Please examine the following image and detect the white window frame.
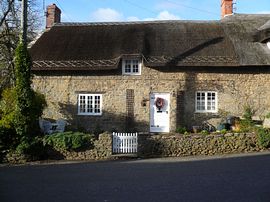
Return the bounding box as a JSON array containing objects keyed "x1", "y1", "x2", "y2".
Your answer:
[
  {"x1": 122, "y1": 58, "x2": 142, "y2": 75},
  {"x1": 78, "y1": 94, "x2": 102, "y2": 116},
  {"x1": 195, "y1": 91, "x2": 218, "y2": 113}
]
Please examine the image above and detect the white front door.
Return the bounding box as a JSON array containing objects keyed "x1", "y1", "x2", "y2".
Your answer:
[{"x1": 150, "y1": 93, "x2": 170, "y2": 133}]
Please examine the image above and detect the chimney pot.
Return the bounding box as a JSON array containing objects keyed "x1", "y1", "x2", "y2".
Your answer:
[
  {"x1": 46, "y1": 4, "x2": 61, "y2": 29},
  {"x1": 221, "y1": 0, "x2": 233, "y2": 19}
]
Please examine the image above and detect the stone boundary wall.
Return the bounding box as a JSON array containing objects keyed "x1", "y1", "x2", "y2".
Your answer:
[
  {"x1": 45, "y1": 132, "x2": 268, "y2": 160},
  {"x1": 4, "y1": 132, "x2": 268, "y2": 163},
  {"x1": 138, "y1": 133, "x2": 266, "y2": 158},
  {"x1": 5, "y1": 133, "x2": 113, "y2": 163},
  {"x1": 47, "y1": 132, "x2": 112, "y2": 161}
]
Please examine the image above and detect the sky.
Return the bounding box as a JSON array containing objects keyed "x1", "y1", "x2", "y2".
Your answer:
[{"x1": 41, "y1": 0, "x2": 270, "y2": 22}]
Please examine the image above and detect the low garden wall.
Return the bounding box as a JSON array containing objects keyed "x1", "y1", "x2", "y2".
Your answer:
[
  {"x1": 138, "y1": 132, "x2": 265, "y2": 158},
  {"x1": 46, "y1": 132, "x2": 112, "y2": 161},
  {"x1": 4, "y1": 132, "x2": 268, "y2": 164}
]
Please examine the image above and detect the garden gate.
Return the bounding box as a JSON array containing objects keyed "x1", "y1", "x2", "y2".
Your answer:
[{"x1": 112, "y1": 132, "x2": 138, "y2": 154}]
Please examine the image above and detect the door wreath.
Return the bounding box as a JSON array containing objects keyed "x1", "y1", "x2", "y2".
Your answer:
[{"x1": 155, "y1": 97, "x2": 165, "y2": 110}]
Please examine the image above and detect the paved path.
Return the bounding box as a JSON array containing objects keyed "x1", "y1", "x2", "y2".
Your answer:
[{"x1": 1, "y1": 152, "x2": 270, "y2": 202}]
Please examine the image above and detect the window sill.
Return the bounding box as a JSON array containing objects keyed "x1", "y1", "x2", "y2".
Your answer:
[
  {"x1": 195, "y1": 111, "x2": 218, "y2": 114},
  {"x1": 77, "y1": 113, "x2": 102, "y2": 116}
]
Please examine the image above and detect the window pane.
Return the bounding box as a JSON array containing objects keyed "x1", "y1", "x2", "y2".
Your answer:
[
  {"x1": 94, "y1": 96, "x2": 100, "y2": 113},
  {"x1": 125, "y1": 60, "x2": 131, "y2": 73},
  {"x1": 87, "y1": 96, "x2": 93, "y2": 113},
  {"x1": 132, "y1": 60, "x2": 139, "y2": 73},
  {"x1": 79, "y1": 95, "x2": 85, "y2": 113}
]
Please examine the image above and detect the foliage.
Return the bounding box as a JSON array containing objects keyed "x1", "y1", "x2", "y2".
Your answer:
[
  {"x1": 238, "y1": 119, "x2": 256, "y2": 133},
  {"x1": 176, "y1": 126, "x2": 187, "y2": 134},
  {"x1": 242, "y1": 105, "x2": 254, "y2": 122},
  {"x1": 0, "y1": 126, "x2": 17, "y2": 154},
  {"x1": 0, "y1": 88, "x2": 16, "y2": 129},
  {"x1": 200, "y1": 130, "x2": 209, "y2": 136},
  {"x1": 13, "y1": 42, "x2": 34, "y2": 137},
  {"x1": 43, "y1": 132, "x2": 95, "y2": 151},
  {"x1": 237, "y1": 105, "x2": 256, "y2": 133},
  {"x1": 15, "y1": 137, "x2": 45, "y2": 160},
  {"x1": 0, "y1": 0, "x2": 42, "y2": 90},
  {"x1": 184, "y1": 131, "x2": 189, "y2": 135},
  {"x1": 0, "y1": 43, "x2": 46, "y2": 155},
  {"x1": 257, "y1": 128, "x2": 270, "y2": 148},
  {"x1": 220, "y1": 129, "x2": 227, "y2": 135},
  {"x1": 265, "y1": 112, "x2": 270, "y2": 119}
]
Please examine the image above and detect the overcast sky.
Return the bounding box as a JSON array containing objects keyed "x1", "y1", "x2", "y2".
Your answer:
[{"x1": 42, "y1": 0, "x2": 270, "y2": 22}]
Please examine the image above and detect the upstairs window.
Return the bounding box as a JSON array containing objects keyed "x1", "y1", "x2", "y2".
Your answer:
[
  {"x1": 78, "y1": 94, "x2": 102, "y2": 115},
  {"x1": 195, "y1": 91, "x2": 217, "y2": 113},
  {"x1": 122, "y1": 59, "x2": 141, "y2": 75}
]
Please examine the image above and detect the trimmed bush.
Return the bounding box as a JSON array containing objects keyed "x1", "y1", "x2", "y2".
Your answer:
[
  {"x1": 176, "y1": 126, "x2": 187, "y2": 134},
  {"x1": 257, "y1": 128, "x2": 270, "y2": 148},
  {"x1": 43, "y1": 132, "x2": 95, "y2": 151}
]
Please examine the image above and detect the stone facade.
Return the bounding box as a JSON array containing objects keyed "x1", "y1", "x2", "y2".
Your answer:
[{"x1": 33, "y1": 64, "x2": 270, "y2": 133}]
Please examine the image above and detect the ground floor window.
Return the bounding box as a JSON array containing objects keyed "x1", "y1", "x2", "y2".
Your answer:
[
  {"x1": 195, "y1": 91, "x2": 217, "y2": 113},
  {"x1": 78, "y1": 94, "x2": 102, "y2": 115}
]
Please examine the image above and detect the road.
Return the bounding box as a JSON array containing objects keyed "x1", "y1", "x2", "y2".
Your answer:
[{"x1": 1, "y1": 153, "x2": 270, "y2": 202}]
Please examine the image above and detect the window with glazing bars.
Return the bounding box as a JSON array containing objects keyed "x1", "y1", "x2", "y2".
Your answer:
[
  {"x1": 78, "y1": 94, "x2": 102, "y2": 115},
  {"x1": 122, "y1": 59, "x2": 141, "y2": 75},
  {"x1": 195, "y1": 91, "x2": 217, "y2": 113}
]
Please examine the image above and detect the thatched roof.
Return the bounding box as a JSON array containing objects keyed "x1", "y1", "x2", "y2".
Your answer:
[{"x1": 29, "y1": 14, "x2": 270, "y2": 70}]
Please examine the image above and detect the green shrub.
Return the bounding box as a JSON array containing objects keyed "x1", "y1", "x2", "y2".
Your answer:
[
  {"x1": 43, "y1": 132, "x2": 95, "y2": 151},
  {"x1": 176, "y1": 126, "x2": 187, "y2": 134},
  {"x1": 220, "y1": 129, "x2": 227, "y2": 135},
  {"x1": 238, "y1": 119, "x2": 256, "y2": 133},
  {"x1": 266, "y1": 112, "x2": 270, "y2": 119},
  {"x1": 257, "y1": 128, "x2": 270, "y2": 148},
  {"x1": 0, "y1": 88, "x2": 16, "y2": 129},
  {"x1": 184, "y1": 131, "x2": 189, "y2": 135},
  {"x1": 200, "y1": 130, "x2": 209, "y2": 136},
  {"x1": 0, "y1": 87, "x2": 46, "y2": 152},
  {"x1": 0, "y1": 126, "x2": 17, "y2": 151},
  {"x1": 243, "y1": 104, "x2": 254, "y2": 122}
]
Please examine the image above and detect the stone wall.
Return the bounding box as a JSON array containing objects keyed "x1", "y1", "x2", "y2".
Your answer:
[
  {"x1": 32, "y1": 65, "x2": 270, "y2": 133},
  {"x1": 46, "y1": 132, "x2": 112, "y2": 161},
  {"x1": 4, "y1": 132, "x2": 268, "y2": 163},
  {"x1": 138, "y1": 133, "x2": 265, "y2": 158}
]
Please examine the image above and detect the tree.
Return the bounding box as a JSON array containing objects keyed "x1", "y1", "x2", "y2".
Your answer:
[
  {"x1": 13, "y1": 41, "x2": 33, "y2": 137},
  {"x1": 0, "y1": 0, "x2": 46, "y2": 158},
  {"x1": 0, "y1": 0, "x2": 42, "y2": 91}
]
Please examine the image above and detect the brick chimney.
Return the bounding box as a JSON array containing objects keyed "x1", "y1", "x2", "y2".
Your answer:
[
  {"x1": 221, "y1": 0, "x2": 233, "y2": 18},
  {"x1": 46, "y1": 4, "x2": 61, "y2": 29}
]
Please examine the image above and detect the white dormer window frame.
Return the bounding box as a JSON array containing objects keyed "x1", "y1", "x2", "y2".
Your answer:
[{"x1": 122, "y1": 58, "x2": 142, "y2": 75}]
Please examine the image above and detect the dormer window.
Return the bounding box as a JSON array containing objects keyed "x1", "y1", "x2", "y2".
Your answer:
[{"x1": 122, "y1": 58, "x2": 141, "y2": 75}]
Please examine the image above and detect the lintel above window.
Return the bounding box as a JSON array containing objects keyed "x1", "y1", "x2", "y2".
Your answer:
[{"x1": 122, "y1": 58, "x2": 142, "y2": 75}]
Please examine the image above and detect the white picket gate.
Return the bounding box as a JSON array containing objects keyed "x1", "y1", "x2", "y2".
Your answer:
[{"x1": 112, "y1": 132, "x2": 138, "y2": 154}]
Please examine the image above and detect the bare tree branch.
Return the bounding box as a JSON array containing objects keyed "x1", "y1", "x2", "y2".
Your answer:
[{"x1": 0, "y1": 0, "x2": 15, "y2": 27}]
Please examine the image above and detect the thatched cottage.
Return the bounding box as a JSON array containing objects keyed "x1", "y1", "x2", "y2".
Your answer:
[{"x1": 30, "y1": 1, "x2": 270, "y2": 133}]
